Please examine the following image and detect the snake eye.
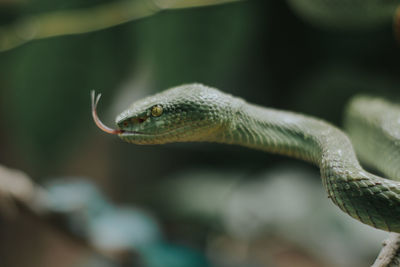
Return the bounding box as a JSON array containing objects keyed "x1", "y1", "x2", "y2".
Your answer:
[{"x1": 151, "y1": 105, "x2": 163, "y2": 117}]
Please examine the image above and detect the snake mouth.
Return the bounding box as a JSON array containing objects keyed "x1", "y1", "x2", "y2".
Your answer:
[
  {"x1": 91, "y1": 91, "x2": 124, "y2": 134},
  {"x1": 91, "y1": 91, "x2": 207, "y2": 139},
  {"x1": 91, "y1": 91, "x2": 153, "y2": 136},
  {"x1": 91, "y1": 91, "x2": 140, "y2": 135}
]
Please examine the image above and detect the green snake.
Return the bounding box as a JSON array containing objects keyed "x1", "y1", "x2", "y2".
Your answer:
[{"x1": 91, "y1": 84, "x2": 400, "y2": 233}]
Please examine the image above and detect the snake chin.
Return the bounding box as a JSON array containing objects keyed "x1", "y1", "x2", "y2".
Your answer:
[{"x1": 118, "y1": 132, "x2": 174, "y2": 145}]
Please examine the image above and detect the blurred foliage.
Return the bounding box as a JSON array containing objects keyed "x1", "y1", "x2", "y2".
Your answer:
[
  {"x1": 2, "y1": 30, "x2": 135, "y2": 171},
  {"x1": 287, "y1": 0, "x2": 399, "y2": 30},
  {"x1": 1, "y1": 0, "x2": 400, "y2": 266},
  {"x1": 155, "y1": 165, "x2": 387, "y2": 267},
  {"x1": 0, "y1": 0, "x2": 243, "y2": 52}
]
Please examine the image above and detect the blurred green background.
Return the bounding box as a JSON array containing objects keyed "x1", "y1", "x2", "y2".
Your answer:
[{"x1": 0, "y1": 0, "x2": 400, "y2": 266}]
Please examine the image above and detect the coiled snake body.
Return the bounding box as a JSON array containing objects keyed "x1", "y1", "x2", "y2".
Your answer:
[{"x1": 92, "y1": 84, "x2": 400, "y2": 233}]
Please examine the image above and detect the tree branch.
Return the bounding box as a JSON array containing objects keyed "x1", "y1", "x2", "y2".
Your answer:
[
  {"x1": 372, "y1": 233, "x2": 400, "y2": 267},
  {"x1": 0, "y1": 0, "x2": 243, "y2": 52}
]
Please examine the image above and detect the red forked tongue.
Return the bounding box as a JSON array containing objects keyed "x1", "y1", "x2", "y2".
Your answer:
[{"x1": 91, "y1": 91, "x2": 124, "y2": 135}]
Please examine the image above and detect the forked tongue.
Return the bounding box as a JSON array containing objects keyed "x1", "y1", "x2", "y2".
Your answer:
[{"x1": 91, "y1": 91, "x2": 124, "y2": 134}]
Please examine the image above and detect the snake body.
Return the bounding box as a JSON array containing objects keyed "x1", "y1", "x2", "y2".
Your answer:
[{"x1": 92, "y1": 84, "x2": 400, "y2": 233}]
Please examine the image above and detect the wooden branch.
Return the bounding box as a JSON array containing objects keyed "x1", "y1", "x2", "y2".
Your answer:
[
  {"x1": 0, "y1": 165, "x2": 132, "y2": 265},
  {"x1": 0, "y1": 0, "x2": 243, "y2": 52},
  {"x1": 372, "y1": 233, "x2": 400, "y2": 267}
]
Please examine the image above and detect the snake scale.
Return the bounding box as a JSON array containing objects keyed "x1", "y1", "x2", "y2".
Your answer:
[{"x1": 91, "y1": 84, "x2": 400, "y2": 233}]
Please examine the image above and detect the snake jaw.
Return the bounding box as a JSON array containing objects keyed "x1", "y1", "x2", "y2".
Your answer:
[{"x1": 91, "y1": 91, "x2": 124, "y2": 135}]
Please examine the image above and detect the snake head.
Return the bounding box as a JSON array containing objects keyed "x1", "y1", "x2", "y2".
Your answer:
[{"x1": 113, "y1": 84, "x2": 236, "y2": 144}]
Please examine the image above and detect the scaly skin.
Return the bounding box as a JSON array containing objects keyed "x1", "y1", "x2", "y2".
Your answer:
[
  {"x1": 93, "y1": 84, "x2": 400, "y2": 232},
  {"x1": 345, "y1": 96, "x2": 400, "y2": 266}
]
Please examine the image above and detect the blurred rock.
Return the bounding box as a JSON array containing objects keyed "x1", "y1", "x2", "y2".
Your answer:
[
  {"x1": 89, "y1": 207, "x2": 162, "y2": 251},
  {"x1": 43, "y1": 178, "x2": 113, "y2": 237}
]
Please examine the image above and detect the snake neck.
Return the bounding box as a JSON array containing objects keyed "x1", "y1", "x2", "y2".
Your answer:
[{"x1": 222, "y1": 101, "x2": 361, "y2": 170}]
